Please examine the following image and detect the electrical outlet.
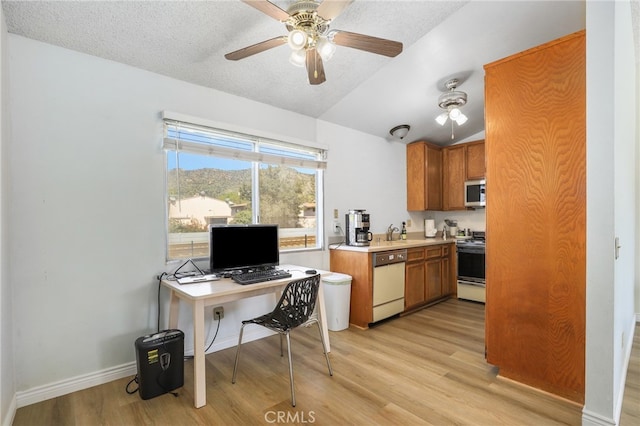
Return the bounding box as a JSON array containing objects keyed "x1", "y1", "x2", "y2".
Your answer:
[
  {"x1": 213, "y1": 306, "x2": 224, "y2": 320},
  {"x1": 333, "y1": 220, "x2": 341, "y2": 233},
  {"x1": 406, "y1": 219, "x2": 412, "y2": 227}
]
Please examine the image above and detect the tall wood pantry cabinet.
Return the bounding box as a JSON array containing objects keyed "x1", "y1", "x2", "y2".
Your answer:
[{"x1": 484, "y1": 30, "x2": 586, "y2": 404}]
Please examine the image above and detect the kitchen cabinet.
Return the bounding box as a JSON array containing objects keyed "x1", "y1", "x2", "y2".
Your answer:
[
  {"x1": 407, "y1": 141, "x2": 442, "y2": 211},
  {"x1": 442, "y1": 140, "x2": 485, "y2": 211},
  {"x1": 442, "y1": 145, "x2": 466, "y2": 210},
  {"x1": 404, "y1": 245, "x2": 454, "y2": 311},
  {"x1": 331, "y1": 241, "x2": 455, "y2": 328},
  {"x1": 329, "y1": 249, "x2": 372, "y2": 328},
  {"x1": 441, "y1": 245, "x2": 455, "y2": 296},
  {"x1": 404, "y1": 248, "x2": 426, "y2": 308},
  {"x1": 425, "y1": 246, "x2": 444, "y2": 301},
  {"x1": 465, "y1": 140, "x2": 485, "y2": 180},
  {"x1": 484, "y1": 30, "x2": 585, "y2": 403}
]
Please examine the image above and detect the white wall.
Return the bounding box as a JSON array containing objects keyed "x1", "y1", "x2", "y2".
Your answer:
[
  {"x1": 583, "y1": 0, "x2": 638, "y2": 424},
  {"x1": 318, "y1": 119, "x2": 408, "y2": 237},
  {"x1": 6, "y1": 34, "x2": 407, "y2": 404},
  {"x1": 0, "y1": 6, "x2": 15, "y2": 426}
]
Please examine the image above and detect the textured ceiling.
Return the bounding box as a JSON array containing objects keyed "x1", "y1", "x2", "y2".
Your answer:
[{"x1": 1, "y1": 0, "x2": 587, "y2": 145}]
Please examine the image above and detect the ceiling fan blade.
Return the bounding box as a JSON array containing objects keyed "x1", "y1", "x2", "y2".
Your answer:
[
  {"x1": 241, "y1": 0, "x2": 290, "y2": 21},
  {"x1": 306, "y1": 49, "x2": 326, "y2": 85},
  {"x1": 332, "y1": 30, "x2": 403, "y2": 57},
  {"x1": 225, "y1": 36, "x2": 287, "y2": 60},
  {"x1": 316, "y1": 0, "x2": 354, "y2": 20}
]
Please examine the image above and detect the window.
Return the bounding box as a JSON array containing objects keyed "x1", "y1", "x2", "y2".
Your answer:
[{"x1": 163, "y1": 115, "x2": 326, "y2": 261}]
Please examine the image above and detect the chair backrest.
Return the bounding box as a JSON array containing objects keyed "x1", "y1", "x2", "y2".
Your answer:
[{"x1": 272, "y1": 274, "x2": 321, "y2": 330}]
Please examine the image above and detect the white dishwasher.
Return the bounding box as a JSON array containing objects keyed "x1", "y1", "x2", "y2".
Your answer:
[{"x1": 372, "y1": 249, "x2": 406, "y2": 323}]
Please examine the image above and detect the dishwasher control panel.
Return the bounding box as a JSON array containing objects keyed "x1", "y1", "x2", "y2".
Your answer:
[{"x1": 373, "y1": 250, "x2": 407, "y2": 266}]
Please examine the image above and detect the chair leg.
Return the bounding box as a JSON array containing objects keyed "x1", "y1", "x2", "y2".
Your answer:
[
  {"x1": 232, "y1": 323, "x2": 246, "y2": 384},
  {"x1": 279, "y1": 333, "x2": 284, "y2": 357},
  {"x1": 284, "y1": 332, "x2": 296, "y2": 407},
  {"x1": 314, "y1": 320, "x2": 333, "y2": 376}
]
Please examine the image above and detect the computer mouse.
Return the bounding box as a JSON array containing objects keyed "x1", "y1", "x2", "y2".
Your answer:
[{"x1": 305, "y1": 269, "x2": 317, "y2": 274}]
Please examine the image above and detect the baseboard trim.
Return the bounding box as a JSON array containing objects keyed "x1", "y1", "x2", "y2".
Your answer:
[
  {"x1": 15, "y1": 327, "x2": 273, "y2": 408},
  {"x1": 582, "y1": 408, "x2": 616, "y2": 426},
  {"x1": 1, "y1": 394, "x2": 16, "y2": 426},
  {"x1": 15, "y1": 362, "x2": 137, "y2": 408},
  {"x1": 614, "y1": 317, "x2": 637, "y2": 421},
  {"x1": 582, "y1": 315, "x2": 638, "y2": 426}
]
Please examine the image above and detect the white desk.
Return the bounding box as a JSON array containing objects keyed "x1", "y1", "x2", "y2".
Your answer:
[{"x1": 162, "y1": 265, "x2": 332, "y2": 408}]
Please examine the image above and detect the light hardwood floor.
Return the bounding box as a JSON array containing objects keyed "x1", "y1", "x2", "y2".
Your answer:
[{"x1": 12, "y1": 299, "x2": 639, "y2": 425}]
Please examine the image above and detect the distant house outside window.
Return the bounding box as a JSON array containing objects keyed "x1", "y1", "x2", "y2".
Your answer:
[{"x1": 163, "y1": 115, "x2": 326, "y2": 261}]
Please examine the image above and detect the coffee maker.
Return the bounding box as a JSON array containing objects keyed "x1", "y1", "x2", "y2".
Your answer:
[{"x1": 345, "y1": 209, "x2": 373, "y2": 246}]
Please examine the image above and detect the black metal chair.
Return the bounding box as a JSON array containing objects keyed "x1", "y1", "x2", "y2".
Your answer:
[{"x1": 231, "y1": 274, "x2": 333, "y2": 406}]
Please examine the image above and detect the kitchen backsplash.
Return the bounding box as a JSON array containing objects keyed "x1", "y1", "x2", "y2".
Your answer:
[{"x1": 419, "y1": 209, "x2": 486, "y2": 234}]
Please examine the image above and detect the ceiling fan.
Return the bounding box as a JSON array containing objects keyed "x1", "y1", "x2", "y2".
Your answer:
[{"x1": 225, "y1": 0, "x2": 403, "y2": 85}]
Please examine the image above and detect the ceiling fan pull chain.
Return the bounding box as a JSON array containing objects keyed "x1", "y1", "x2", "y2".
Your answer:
[{"x1": 314, "y1": 51, "x2": 318, "y2": 79}]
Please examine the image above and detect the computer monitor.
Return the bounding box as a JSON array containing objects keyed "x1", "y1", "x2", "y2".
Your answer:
[{"x1": 209, "y1": 224, "x2": 280, "y2": 274}]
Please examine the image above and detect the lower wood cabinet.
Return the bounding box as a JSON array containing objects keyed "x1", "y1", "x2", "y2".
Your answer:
[
  {"x1": 405, "y1": 248, "x2": 426, "y2": 308},
  {"x1": 405, "y1": 243, "x2": 455, "y2": 311},
  {"x1": 330, "y1": 242, "x2": 456, "y2": 328}
]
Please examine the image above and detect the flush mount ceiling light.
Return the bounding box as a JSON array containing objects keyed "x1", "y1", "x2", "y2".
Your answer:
[
  {"x1": 435, "y1": 78, "x2": 468, "y2": 139},
  {"x1": 225, "y1": 0, "x2": 403, "y2": 85},
  {"x1": 389, "y1": 124, "x2": 411, "y2": 140}
]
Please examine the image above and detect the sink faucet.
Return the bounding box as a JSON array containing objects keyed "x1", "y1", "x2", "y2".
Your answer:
[{"x1": 386, "y1": 224, "x2": 399, "y2": 241}]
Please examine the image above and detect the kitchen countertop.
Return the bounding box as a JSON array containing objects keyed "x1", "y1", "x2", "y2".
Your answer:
[{"x1": 329, "y1": 237, "x2": 455, "y2": 253}]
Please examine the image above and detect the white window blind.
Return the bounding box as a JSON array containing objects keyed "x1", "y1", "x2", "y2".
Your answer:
[{"x1": 163, "y1": 119, "x2": 327, "y2": 170}]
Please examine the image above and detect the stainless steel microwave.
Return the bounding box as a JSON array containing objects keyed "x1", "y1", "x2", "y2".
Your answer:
[{"x1": 465, "y1": 179, "x2": 486, "y2": 207}]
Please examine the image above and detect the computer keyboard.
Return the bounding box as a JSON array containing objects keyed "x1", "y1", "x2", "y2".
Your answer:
[{"x1": 232, "y1": 269, "x2": 292, "y2": 285}]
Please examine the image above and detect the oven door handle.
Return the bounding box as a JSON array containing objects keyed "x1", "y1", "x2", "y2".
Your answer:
[{"x1": 457, "y1": 279, "x2": 486, "y2": 287}]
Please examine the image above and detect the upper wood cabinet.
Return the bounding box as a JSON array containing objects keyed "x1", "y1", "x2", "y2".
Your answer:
[
  {"x1": 407, "y1": 141, "x2": 442, "y2": 211},
  {"x1": 442, "y1": 145, "x2": 466, "y2": 210},
  {"x1": 484, "y1": 31, "x2": 585, "y2": 403},
  {"x1": 442, "y1": 140, "x2": 485, "y2": 211},
  {"x1": 465, "y1": 140, "x2": 485, "y2": 180}
]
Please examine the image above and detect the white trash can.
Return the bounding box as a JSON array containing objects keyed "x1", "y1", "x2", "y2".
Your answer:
[{"x1": 322, "y1": 273, "x2": 352, "y2": 331}]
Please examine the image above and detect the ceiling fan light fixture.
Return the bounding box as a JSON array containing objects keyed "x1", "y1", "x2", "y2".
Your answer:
[
  {"x1": 389, "y1": 124, "x2": 411, "y2": 140},
  {"x1": 316, "y1": 36, "x2": 336, "y2": 61},
  {"x1": 454, "y1": 113, "x2": 468, "y2": 125},
  {"x1": 435, "y1": 78, "x2": 469, "y2": 137},
  {"x1": 289, "y1": 49, "x2": 306, "y2": 67},
  {"x1": 287, "y1": 29, "x2": 308, "y2": 50},
  {"x1": 226, "y1": 0, "x2": 403, "y2": 85},
  {"x1": 435, "y1": 112, "x2": 448, "y2": 126}
]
